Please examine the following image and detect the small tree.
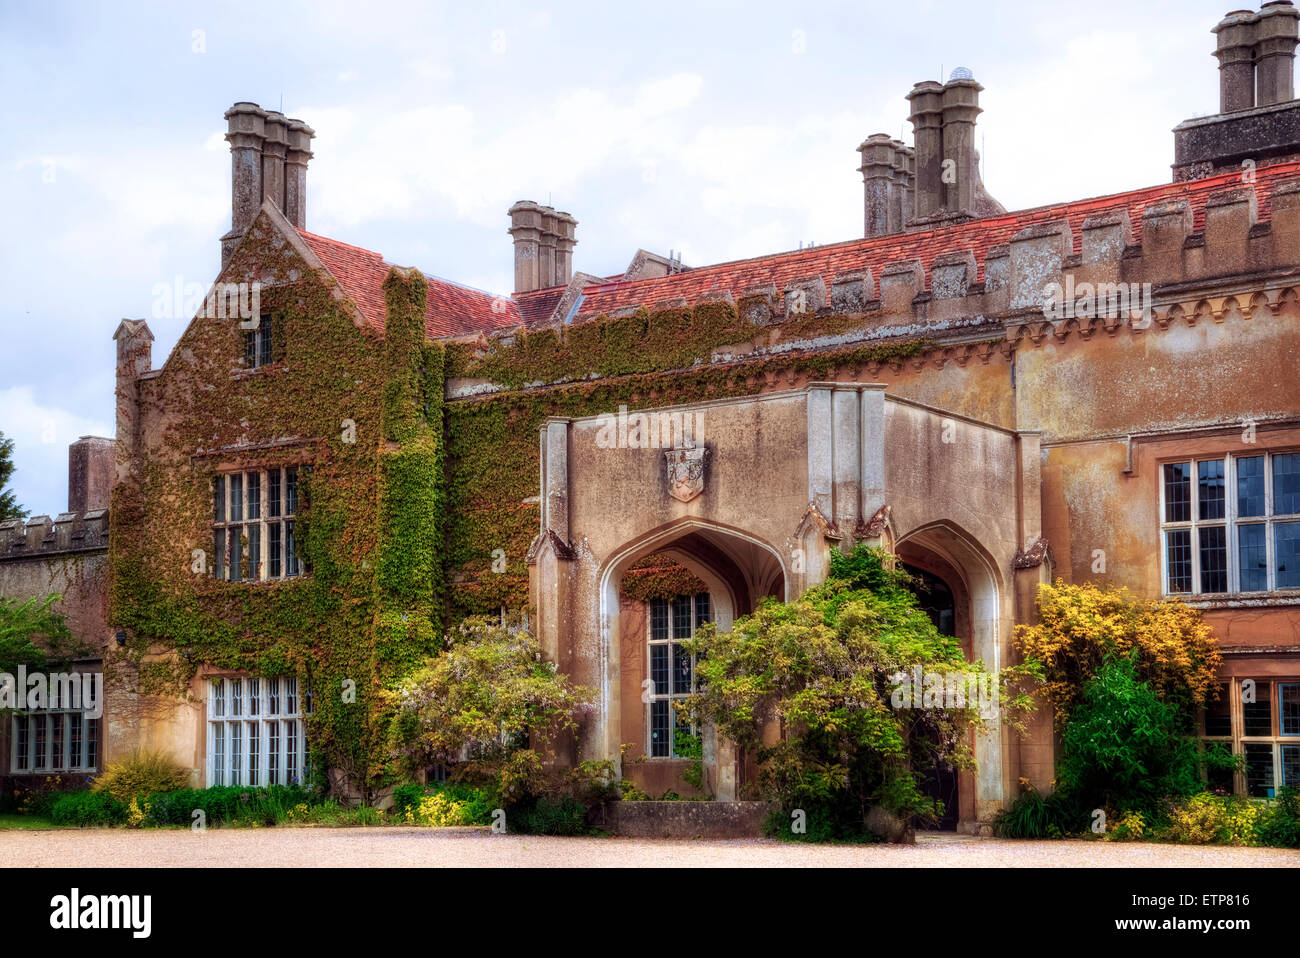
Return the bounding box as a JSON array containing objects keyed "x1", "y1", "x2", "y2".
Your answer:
[
  {"x1": 0, "y1": 594, "x2": 77, "y2": 675},
  {"x1": 686, "y1": 547, "x2": 1038, "y2": 838},
  {"x1": 385, "y1": 617, "x2": 594, "y2": 791},
  {"x1": 1014, "y1": 580, "x2": 1222, "y2": 727},
  {"x1": 0, "y1": 431, "x2": 25, "y2": 521},
  {"x1": 1057, "y1": 655, "x2": 1204, "y2": 815}
]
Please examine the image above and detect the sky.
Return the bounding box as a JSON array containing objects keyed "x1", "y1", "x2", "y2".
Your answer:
[{"x1": 0, "y1": 0, "x2": 1235, "y2": 516}]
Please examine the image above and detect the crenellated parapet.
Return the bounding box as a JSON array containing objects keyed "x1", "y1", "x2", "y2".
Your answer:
[{"x1": 0, "y1": 510, "x2": 109, "y2": 561}]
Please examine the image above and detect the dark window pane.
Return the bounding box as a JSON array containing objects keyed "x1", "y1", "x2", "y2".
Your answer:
[
  {"x1": 269, "y1": 522, "x2": 282, "y2": 578},
  {"x1": 247, "y1": 471, "x2": 260, "y2": 519},
  {"x1": 1244, "y1": 681, "x2": 1273, "y2": 736},
  {"x1": 286, "y1": 467, "x2": 298, "y2": 516},
  {"x1": 214, "y1": 529, "x2": 225, "y2": 581},
  {"x1": 1237, "y1": 456, "x2": 1266, "y2": 517},
  {"x1": 1281, "y1": 683, "x2": 1300, "y2": 736},
  {"x1": 650, "y1": 700, "x2": 670, "y2": 758},
  {"x1": 244, "y1": 329, "x2": 256, "y2": 366},
  {"x1": 1245, "y1": 743, "x2": 1275, "y2": 797},
  {"x1": 1275, "y1": 453, "x2": 1300, "y2": 515},
  {"x1": 694, "y1": 593, "x2": 711, "y2": 627},
  {"x1": 1238, "y1": 524, "x2": 1268, "y2": 592},
  {"x1": 672, "y1": 643, "x2": 693, "y2": 696},
  {"x1": 286, "y1": 520, "x2": 298, "y2": 576},
  {"x1": 1199, "y1": 526, "x2": 1227, "y2": 593},
  {"x1": 230, "y1": 474, "x2": 243, "y2": 522},
  {"x1": 650, "y1": 597, "x2": 668, "y2": 641},
  {"x1": 1205, "y1": 683, "x2": 1231, "y2": 736},
  {"x1": 1283, "y1": 745, "x2": 1300, "y2": 788},
  {"x1": 258, "y1": 315, "x2": 272, "y2": 367},
  {"x1": 214, "y1": 475, "x2": 225, "y2": 522},
  {"x1": 228, "y1": 527, "x2": 242, "y2": 581},
  {"x1": 650, "y1": 644, "x2": 668, "y2": 696},
  {"x1": 1206, "y1": 744, "x2": 1236, "y2": 794},
  {"x1": 1166, "y1": 529, "x2": 1192, "y2": 593},
  {"x1": 1164, "y1": 462, "x2": 1191, "y2": 523},
  {"x1": 1198, "y1": 459, "x2": 1226, "y2": 521},
  {"x1": 1276, "y1": 522, "x2": 1300, "y2": 589},
  {"x1": 672, "y1": 595, "x2": 692, "y2": 639},
  {"x1": 248, "y1": 524, "x2": 260, "y2": 580},
  {"x1": 269, "y1": 469, "x2": 282, "y2": 518}
]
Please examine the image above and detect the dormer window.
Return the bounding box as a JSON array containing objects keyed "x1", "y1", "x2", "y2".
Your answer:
[{"x1": 243, "y1": 313, "x2": 273, "y2": 368}]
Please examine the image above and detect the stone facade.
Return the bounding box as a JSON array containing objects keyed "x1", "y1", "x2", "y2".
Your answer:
[{"x1": 7, "y1": 4, "x2": 1298, "y2": 831}]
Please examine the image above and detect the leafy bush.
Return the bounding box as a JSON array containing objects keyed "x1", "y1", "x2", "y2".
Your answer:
[
  {"x1": 687, "y1": 546, "x2": 1039, "y2": 840},
  {"x1": 1057, "y1": 656, "x2": 1202, "y2": 815},
  {"x1": 392, "y1": 781, "x2": 496, "y2": 825},
  {"x1": 93, "y1": 749, "x2": 190, "y2": 802},
  {"x1": 1105, "y1": 810, "x2": 1146, "y2": 842},
  {"x1": 49, "y1": 791, "x2": 128, "y2": 827},
  {"x1": 508, "y1": 796, "x2": 589, "y2": 836},
  {"x1": 1014, "y1": 580, "x2": 1222, "y2": 726},
  {"x1": 403, "y1": 792, "x2": 474, "y2": 826},
  {"x1": 1254, "y1": 786, "x2": 1300, "y2": 848},
  {"x1": 993, "y1": 784, "x2": 1086, "y2": 839},
  {"x1": 144, "y1": 785, "x2": 317, "y2": 827},
  {"x1": 1163, "y1": 793, "x2": 1259, "y2": 845}
]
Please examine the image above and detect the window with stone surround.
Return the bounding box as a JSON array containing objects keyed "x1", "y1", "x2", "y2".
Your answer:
[
  {"x1": 206, "y1": 676, "x2": 311, "y2": 787},
  {"x1": 212, "y1": 466, "x2": 306, "y2": 582},
  {"x1": 1161, "y1": 452, "x2": 1300, "y2": 596},
  {"x1": 243, "y1": 313, "x2": 274, "y2": 369},
  {"x1": 647, "y1": 593, "x2": 709, "y2": 759},
  {"x1": 10, "y1": 709, "x2": 99, "y2": 774},
  {"x1": 1200, "y1": 678, "x2": 1300, "y2": 797}
]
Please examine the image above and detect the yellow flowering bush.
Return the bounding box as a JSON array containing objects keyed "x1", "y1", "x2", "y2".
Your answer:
[
  {"x1": 125, "y1": 797, "x2": 150, "y2": 829},
  {"x1": 1105, "y1": 810, "x2": 1146, "y2": 842},
  {"x1": 403, "y1": 793, "x2": 472, "y2": 826},
  {"x1": 1165, "y1": 793, "x2": 1259, "y2": 845},
  {"x1": 1014, "y1": 581, "x2": 1222, "y2": 726}
]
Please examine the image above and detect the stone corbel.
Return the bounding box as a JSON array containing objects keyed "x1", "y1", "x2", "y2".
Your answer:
[{"x1": 1013, "y1": 536, "x2": 1054, "y2": 570}]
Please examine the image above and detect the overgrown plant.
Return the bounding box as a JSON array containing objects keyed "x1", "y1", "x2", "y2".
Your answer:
[{"x1": 685, "y1": 546, "x2": 1039, "y2": 840}]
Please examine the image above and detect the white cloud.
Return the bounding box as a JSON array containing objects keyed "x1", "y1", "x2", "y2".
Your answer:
[{"x1": 0, "y1": 387, "x2": 113, "y2": 517}]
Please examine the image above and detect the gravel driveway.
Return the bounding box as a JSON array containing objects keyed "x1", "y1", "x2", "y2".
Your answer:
[{"x1": 4, "y1": 828, "x2": 1298, "y2": 867}]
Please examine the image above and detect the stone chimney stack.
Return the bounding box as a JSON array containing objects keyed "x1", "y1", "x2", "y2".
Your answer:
[
  {"x1": 113, "y1": 319, "x2": 153, "y2": 485},
  {"x1": 68, "y1": 436, "x2": 115, "y2": 513},
  {"x1": 1214, "y1": 4, "x2": 1300, "y2": 112},
  {"x1": 509, "y1": 201, "x2": 578, "y2": 292},
  {"x1": 939, "y1": 72, "x2": 983, "y2": 213},
  {"x1": 906, "y1": 81, "x2": 946, "y2": 219},
  {"x1": 858, "y1": 134, "x2": 915, "y2": 237},
  {"x1": 1257, "y1": 1, "x2": 1300, "y2": 105},
  {"x1": 221, "y1": 102, "x2": 315, "y2": 266}
]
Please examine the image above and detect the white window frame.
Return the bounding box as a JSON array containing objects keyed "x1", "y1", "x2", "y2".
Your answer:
[
  {"x1": 9, "y1": 710, "x2": 99, "y2": 774},
  {"x1": 212, "y1": 466, "x2": 304, "y2": 583},
  {"x1": 1159, "y1": 451, "x2": 1300, "y2": 596},
  {"x1": 206, "y1": 676, "x2": 310, "y2": 787}
]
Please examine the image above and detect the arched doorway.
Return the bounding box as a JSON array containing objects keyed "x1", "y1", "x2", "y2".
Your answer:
[
  {"x1": 598, "y1": 519, "x2": 787, "y2": 800},
  {"x1": 895, "y1": 521, "x2": 1007, "y2": 832}
]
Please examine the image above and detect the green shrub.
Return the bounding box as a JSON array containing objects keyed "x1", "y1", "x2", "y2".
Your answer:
[
  {"x1": 390, "y1": 781, "x2": 496, "y2": 825},
  {"x1": 93, "y1": 749, "x2": 190, "y2": 802},
  {"x1": 1057, "y1": 656, "x2": 1201, "y2": 815},
  {"x1": 49, "y1": 791, "x2": 128, "y2": 827},
  {"x1": 144, "y1": 785, "x2": 317, "y2": 827},
  {"x1": 507, "y1": 796, "x2": 589, "y2": 836},
  {"x1": 993, "y1": 786, "x2": 1085, "y2": 839},
  {"x1": 1163, "y1": 793, "x2": 1259, "y2": 845},
  {"x1": 1254, "y1": 786, "x2": 1300, "y2": 848}
]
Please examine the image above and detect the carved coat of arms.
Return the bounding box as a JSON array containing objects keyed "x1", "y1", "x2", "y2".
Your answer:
[{"x1": 664, "y1": 443, "x2": 709, "y2": 503}]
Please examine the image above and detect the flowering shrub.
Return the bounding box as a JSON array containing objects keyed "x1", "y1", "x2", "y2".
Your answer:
[
  {"x1": 1164, "y1": 793, "x2": 1259, "y2": 845},
  {"x1": 403, "y1": 793, "x2": 472, "y2": 827}
]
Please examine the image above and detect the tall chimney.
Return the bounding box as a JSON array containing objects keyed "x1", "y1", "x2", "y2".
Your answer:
[
  {"x1": 221, "y1": 102, "x2": 315, "y2": 266},
  {"x1": 906, "y1": 81, "x2": 946, "y2": 219},
  {"x1": 1214, "y1": 11, "x2": 1259, "y2": 112},
  {"x1": 68, "y1": 436, "x2": 115, "y2": 513},
  {"x1": 858, "y1": 134, "x2": 897, "y2": 237},
  {"x1": 554, "y1": 212, "x2": 577, "y2": 286},
  {"x1": 509, "y1": 201, "x2": 576, "y2": 292},
  {"x1": 1256, "y1": 1, "x2": 1300, "y2": 105},
  {"x1": 112, "y1": 320, "x2": 154, "y2": 485},
  {"x1": 284, "y1": 118, "x2": 314, "y2": 228},
  {"x1": 940, "y1": 72, "x2": 983, "y2": 213}
]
